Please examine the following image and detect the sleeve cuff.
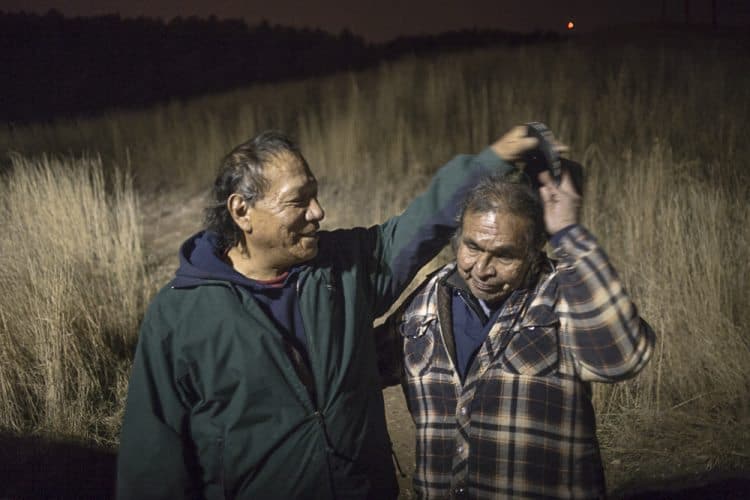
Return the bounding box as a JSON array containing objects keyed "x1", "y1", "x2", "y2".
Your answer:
[
  {"x1": 551, "y1": 224, "x2": 601, "y2": 266},
  {"x1": 475, "y1": 147, "x2": 514, "y2": 175},
  {"x1": 550, "y1": 224, "x2": 580, "y2": 248}
]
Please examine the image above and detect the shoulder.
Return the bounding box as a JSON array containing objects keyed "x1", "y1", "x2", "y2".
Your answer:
[
  {"x1": 317, "y1": 226, "x2": 378, "y2": 249},
  {"x1": 399, "y1": 262, "x2": 454, "y2": 318},
  {"x1": 313, "y1": 227, "x2": 378, "y2": 270},
  {"x1": 140, "y1": 282, "x2": 239, "y2": 339}
]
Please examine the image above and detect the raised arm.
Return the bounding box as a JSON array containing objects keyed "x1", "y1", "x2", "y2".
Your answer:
[
  {"x1": 368, "y1": 127, "x2": 543, "y2": 317},
  {"x1": 540, "y1": 171, "x2": 655, "y2": 382}
]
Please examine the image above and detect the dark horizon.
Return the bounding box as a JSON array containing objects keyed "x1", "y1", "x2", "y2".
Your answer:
[
  {"x1": 1, "y1": 5, "x2": 748, "y2": 125},
  {"x1": 1, "y1": 0, "x2": 749, "y2": 43},
  {"x1": 0, "y1": 10, "x2": 568, "y2": 124}
]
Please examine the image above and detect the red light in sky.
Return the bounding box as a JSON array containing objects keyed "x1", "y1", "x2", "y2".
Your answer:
[{"x1": 567, "y1": 21, "x2": 575, "y2": 30}]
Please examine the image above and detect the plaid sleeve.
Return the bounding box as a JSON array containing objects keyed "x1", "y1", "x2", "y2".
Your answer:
[{"x1": 552, "y1": 225, "x2": 655, "y2": 382}]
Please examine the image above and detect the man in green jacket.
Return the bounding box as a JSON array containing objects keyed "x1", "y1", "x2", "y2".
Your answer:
[{"x1": 117, "y1": 128, "x2": 547, "y2": 499}]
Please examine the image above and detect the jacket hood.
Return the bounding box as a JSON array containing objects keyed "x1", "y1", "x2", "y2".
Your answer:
[
  {"x1": 171, "y1": 231, "x2": 306, "y2": 289},
  {"x1": 170, "y1": 231, "x2": 238, "y2": 288}
]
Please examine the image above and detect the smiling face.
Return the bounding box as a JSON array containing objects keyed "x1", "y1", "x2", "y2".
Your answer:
[
  {"x1": 455, "y1": 209, "x2": 535, "y2": 305},
  {"x1": 244, "y1": 153, "x2": 325, "y2": 274}
]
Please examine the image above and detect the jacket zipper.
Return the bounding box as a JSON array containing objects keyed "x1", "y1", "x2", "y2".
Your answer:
[{"x1": 295, "y1": 276, "x2": 320, "y2": 412}]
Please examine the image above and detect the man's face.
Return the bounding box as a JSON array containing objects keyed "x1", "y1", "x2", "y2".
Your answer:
[
  {"x1": 456, "y1": 210, "x2": 533, "y2": 305},
  {"x1": 247, "y1": 154, "x2": 325, "y2": 271}
]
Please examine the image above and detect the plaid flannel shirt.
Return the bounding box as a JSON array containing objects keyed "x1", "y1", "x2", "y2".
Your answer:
[{"x1": 379, "y1": 225, "x2": 655, "y2": 499}]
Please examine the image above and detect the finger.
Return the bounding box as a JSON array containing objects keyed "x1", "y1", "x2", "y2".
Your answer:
[
  {"x1": 492, "y1": 126, "x2": 540, "y2": 161},
  {"x1": 517, "y1": 136, "x2": 539, "y2": 150},
  {"x1": 511, "y1": 125, "x2": 538, "y2": 147},
  {"x1": 537, "y1": 170, "x2": 554, "y2": 187},
  {"x1": 557, "y1": 170, "x2": 582, "y2": 198},
  {"x1": 538, "y1": 185, "x2": 554, "y2": 204},
  {"x1": 505, "y1": 125, "x2": 538, "y2": 153},
  {"x1": 512, "y1": 124, "x2": 528, "y2": 137},
  {"x1": 553, "y1": 142, "x2": 570, "y2": 154},
  {"x1": 501, "y1": 125, "x2": 528, "y2": 143}
]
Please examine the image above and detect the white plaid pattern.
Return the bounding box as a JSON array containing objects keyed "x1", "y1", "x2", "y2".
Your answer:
[{"x1": 384, "y1": 225, "x2": 655, "y2": 499}]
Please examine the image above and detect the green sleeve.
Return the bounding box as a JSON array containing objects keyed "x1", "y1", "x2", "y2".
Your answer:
[
  {"x1": 116, "y1": 315, "x2": 197, "y2": 500},
  {"x1": 369, "y1": 147, "x2": 514, "y2": 317}
]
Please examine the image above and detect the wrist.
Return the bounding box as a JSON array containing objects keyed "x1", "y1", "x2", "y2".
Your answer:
[{"x1": 549, "y1": 223, "x2": 579, "y2": 246}]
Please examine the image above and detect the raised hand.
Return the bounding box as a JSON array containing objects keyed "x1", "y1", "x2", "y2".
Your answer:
[
  {"x1": 490, "y1": 125, "x2": 568, "y2": 162},
  {"x1": 538, "y1": 169, "x2": 581, "y2": 234}
]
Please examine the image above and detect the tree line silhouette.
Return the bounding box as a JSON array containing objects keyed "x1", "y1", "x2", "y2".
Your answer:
[{"x1": 0, "y1": 10, "x2": 561, "y2": 123}]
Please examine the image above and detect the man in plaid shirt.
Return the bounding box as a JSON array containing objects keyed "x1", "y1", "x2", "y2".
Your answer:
[{"x1": 378, "y1": 170, "x2": 655, "y2": 499}]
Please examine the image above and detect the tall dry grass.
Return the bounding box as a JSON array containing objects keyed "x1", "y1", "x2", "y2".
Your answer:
[
  {"x1": 1, "y1": 37, "x2": 748, "y2": 459},
  {"x1": 0, "y1": 156, "x2": 147, "y2": 444},
  {"x1": 585, "y1": 141, "x2": 750, "y2": 415}
]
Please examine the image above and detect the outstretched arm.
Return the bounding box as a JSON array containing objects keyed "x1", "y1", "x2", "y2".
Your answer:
[{"x1": 368, "y1": 126, "x2": 548, "y2": 317}]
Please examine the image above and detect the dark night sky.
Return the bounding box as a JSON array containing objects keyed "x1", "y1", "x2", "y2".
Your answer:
[{"x1": 0, "y1": 0, "x2": 748, "y2": 42}]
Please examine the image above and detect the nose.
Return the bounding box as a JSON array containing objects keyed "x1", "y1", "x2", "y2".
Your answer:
[
  {"x1": 306, "y1": 197, "x2": 325, "y2": 222},
  {"x1": 473, "y1": 254, "x2": 496, "y2": 280}
]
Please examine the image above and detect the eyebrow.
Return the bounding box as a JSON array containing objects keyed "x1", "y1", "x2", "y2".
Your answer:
[
  {"x1": 463, "y1": 236, "x2": 522, "y2": 257},
  {"x1": 282, "y1": 179, "x2": 318, "y2": 200}
]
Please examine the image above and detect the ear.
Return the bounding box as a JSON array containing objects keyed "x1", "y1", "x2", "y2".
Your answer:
[{"x1": 227, "y1": 193, "x2": 252, "y2": 233}]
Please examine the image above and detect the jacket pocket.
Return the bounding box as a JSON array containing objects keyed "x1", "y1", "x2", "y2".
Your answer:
[
  {"x1": 189, "y1": 421, "x2": 227, "y2": 499},
  {"x1": 502, "y1": 305, "x2": 560, "y2": 376},
  {"x1": 400, "y1": 314, "x2": 436, "y2": 378}
]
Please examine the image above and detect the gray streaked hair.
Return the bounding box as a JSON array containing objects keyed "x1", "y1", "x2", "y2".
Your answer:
[
  {"x1": 203, "y1": 130, "x2": 309, "y2": 250},
  {"x1": 452, "y1": 174, "x2": 546, "y2": 252}
]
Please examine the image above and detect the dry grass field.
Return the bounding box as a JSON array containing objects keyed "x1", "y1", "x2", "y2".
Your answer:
[{"x1": 1, "y1": 34, "x2": 749, "y2": 497}]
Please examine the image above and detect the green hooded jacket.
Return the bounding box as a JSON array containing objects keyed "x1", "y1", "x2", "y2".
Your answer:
[{"x1": 117, "y1": 148, "x2": 512, "y2": 499}]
